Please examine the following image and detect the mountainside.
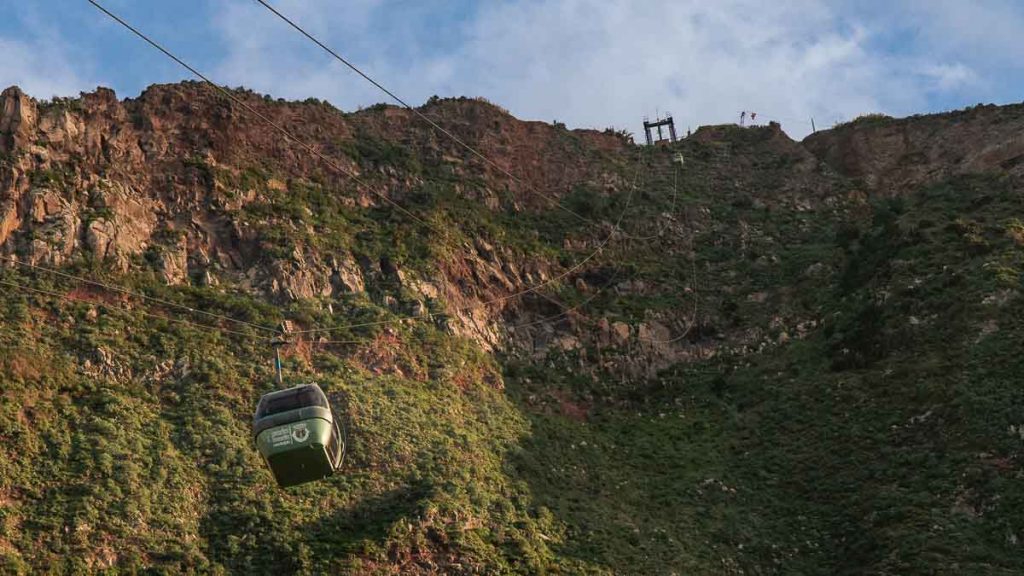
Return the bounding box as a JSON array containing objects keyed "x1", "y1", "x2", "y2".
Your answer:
[{"x1": 1, "y1": 84, "x2": 1024, "y2": 574}]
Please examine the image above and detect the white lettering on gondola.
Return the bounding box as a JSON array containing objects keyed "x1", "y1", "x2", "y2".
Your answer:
[
  {"x1": 269, "y1": 423, "x2": 311, "y2": 447},
  {"x1": 270, "y1": 427, "x2": 292, "y2": 447}
]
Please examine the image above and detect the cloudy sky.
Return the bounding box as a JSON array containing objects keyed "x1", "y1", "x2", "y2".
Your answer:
[{"x1": 1, "y1": 0, "x2": 1022, "y2": 139}]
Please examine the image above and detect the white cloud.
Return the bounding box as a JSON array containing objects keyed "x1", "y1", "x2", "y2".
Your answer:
[
  {"x1": 0, "y1": 35, "x2": 90, "y2": 99},
  {"x1": 0, "y1": 3, "x2": 96, "y2": 100},
  {"x1": 433, "y1": 0, "x2": 918, "y2": 137},
  {"x1": 210, "y1": 0, "x2": 1014, "y2": 139},
  {"x1": 921, "y1": 63, "x2": 977, "y2": 92},
  {"x1": 212, "y1": 0, "x2": 405, "y2": 107}
]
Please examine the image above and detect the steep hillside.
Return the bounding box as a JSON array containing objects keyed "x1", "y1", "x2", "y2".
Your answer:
[
  {"x1": 1, "y1": 84, "x2": 1023, "y2": 574},
  {"x1": 803, "y1": 104, "x2": 1024, "y2": 195}
]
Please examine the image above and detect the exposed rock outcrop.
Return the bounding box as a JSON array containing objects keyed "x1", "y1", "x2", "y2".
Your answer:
[
  {"x1": 0, "y1": 87, "x2": 37, "y2": 154},
  {"x1": 803, "y1": 104, "x2": 1024, "y2": 194}
]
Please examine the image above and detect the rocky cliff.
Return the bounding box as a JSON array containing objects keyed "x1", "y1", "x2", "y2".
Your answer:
[
  {"x1": 0, "y1": 83, "x2": 823, "y2": 368},
  {"x1": 0, "y1": 83, "x2": 641, "y2": 348}
]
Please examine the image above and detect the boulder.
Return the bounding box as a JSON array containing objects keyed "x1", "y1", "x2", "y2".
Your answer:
[
  {"x1": 611, "y1": 321, "x2": 631, "y2": 346},
  {"x1": 158, "y1": 236, "x2": 189, "y2": 285},
  {"x1": 330, "y1": 255, "x2": 365, "y2": 294}
]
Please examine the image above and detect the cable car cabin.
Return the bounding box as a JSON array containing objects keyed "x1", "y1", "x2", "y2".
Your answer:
[{"x1": 253, "y1": 384, "x2": 344, "y2": 488}]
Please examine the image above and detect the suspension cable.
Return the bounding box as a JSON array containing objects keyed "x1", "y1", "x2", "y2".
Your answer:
[
  {"x1": 86, "y1": 0, "x2": 650, "y2": 339},
  {"x1": 0, "y1": 277, "x2": 259, "y2": 339},
  {"x1": 290, "y1": 146, "x2": 646, "y2": 336},
  {"x1": 252, "y1": 0, "x2": 630, "y2": 231},
  {"x1": 86, "y1": 0, "x2": 442, "y2": 238},
  {"x1": 0, "y1": 255, "x2": 279, "y2": 334}
]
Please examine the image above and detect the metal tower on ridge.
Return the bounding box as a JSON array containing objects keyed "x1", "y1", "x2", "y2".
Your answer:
[{"x1": 643, "y1": 114, "x2": 678, "y2": 146}]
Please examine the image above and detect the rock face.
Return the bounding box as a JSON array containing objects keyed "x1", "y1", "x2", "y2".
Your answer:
[
  {"x1": 0, "y1": 82, "x2": 633, "y2": 354},
  {"x1": 85, "y1": 182, "x2": 159, "y2": 270}
]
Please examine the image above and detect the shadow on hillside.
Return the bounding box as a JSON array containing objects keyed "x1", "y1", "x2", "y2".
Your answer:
[
  {"x1": 303, "y1": 478, "x2": 434, "y2": 556},
  {"x1": 503, "y1": 404, "x2": 614, "y2": 572},
  {"x1": 501, "y1": 372, "x2": 733, "y2": 574},
  {"x1": 198, "y1": 474, "x2": 432, "y2": 572}
]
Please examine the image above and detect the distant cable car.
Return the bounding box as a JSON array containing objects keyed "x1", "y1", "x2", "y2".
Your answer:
[{"x1": 253, "y1": 383, "x2": 345, "y2": 488}]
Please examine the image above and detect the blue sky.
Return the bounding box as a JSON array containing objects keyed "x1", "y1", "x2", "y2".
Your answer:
[{"x1": 2, "y1": 0, "x2": 1023, "y2": 138}]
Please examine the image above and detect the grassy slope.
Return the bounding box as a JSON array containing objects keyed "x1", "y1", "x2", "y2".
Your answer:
[
  {"x1": 0, "y1": 127, "x2": 629, "y2": 574},
  {"x1": 0, "y1": 282, "x2": 561, "y2": 574}
]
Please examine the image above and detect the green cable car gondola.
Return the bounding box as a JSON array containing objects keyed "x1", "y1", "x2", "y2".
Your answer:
[{"x1": 253, "y1": 383, "x2": 345, "y2": 488}]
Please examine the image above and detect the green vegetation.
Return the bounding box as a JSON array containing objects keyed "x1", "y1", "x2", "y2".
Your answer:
[
  {"x1": 0, "y1": 268, "x2": 558, "y2": 573},
  {"x1": 4, "y1": 114, "x2": 1024, "y2": 574},
  {"x1": 37, "y1": 96, "x2": 84, "y2": 115},
  {"x1": 497, "y1": 172, "x2": 1024, "y2": 575},
  {"x1": 30, "y1": 167, "x2": 72, "y2": 189}
]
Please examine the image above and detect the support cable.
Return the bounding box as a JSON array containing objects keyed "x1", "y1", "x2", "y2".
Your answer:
[
  {"x1": 0, "y1": 255, "x2": 279, "y2": 334},
  {"x1": 252, "y1": 0, "x2": 649, "y2": 236},
  {"x1": 0, "y1": 277, "x2": 257, "y2": 339},
  {"x1": 86, "y1": 0, "x2": 649, "y2": 340},
  {"x1": 86, "y1": 0, "x2": 440, "y2": 238}
]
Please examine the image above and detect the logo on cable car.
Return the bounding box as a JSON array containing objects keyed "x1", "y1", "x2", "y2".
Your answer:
[{"x1": 291, "y1": 423, "x2": 310, "y2": 443}]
